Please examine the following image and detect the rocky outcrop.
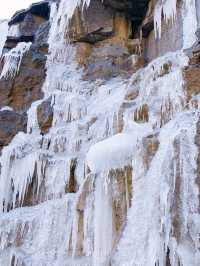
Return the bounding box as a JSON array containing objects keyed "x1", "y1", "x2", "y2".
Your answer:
[
  {"x1": 103, "y1": 0, "x2": 150, "y2": 26},
  {"x1": 0, "y1": 110, "x2": 27, "y2": 151},
  {"x1": 69, "y1": 0, "x2": 114, "y2": 43},
  {"x1": 0, "y1": 1, "x2": 50, "y2": 150},
  {"x1": 0, "y1": 46, "x2": 46, "y2": 112},
  {"x1": 184, "y1": 29, "x2": 200, "y2": 103},
  {"x1": 71, "y1": 1, "x2": 146, "y2": 80},
  {"x1": 37, "y1": 97, "x2": 53, "y2": 134},
  {"x1": 9, "y1": 1, "x2": 50, "y2": 26},
  {"x1": 0, "y1": 3, "x2": 50, "y2": 112}
]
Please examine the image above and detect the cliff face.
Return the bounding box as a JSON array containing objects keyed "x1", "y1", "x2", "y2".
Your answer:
[{"x1": 0, "y1": 0, "x2": 199, "y2": 266}]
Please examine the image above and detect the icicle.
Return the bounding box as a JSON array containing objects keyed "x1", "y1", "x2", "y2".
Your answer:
[
  {"x1": 93, "y1": 173, "x2": 113, "y2": 266},
  {"x1": 48, "y1": 0, "x2": 91, "y2": 64},
  {"x1": 112, "y1": 111, "x2": 200, "y2": 266},
  {"x1": 83, "y1": 194, "x2": 94, "y2": 257},
  {"x1": 154, "y1": 2, "x2": 163, "y2": 39},
  {"x1": 154, "y1": 0, "x2": 197, "y2": 48},
  {"x1": 126, "y1": 51, "x2": 188, "y2": 128},
  {"x1": 27, "y1": 100, "x2": 43, "y2": 134},
  {"x1": 0, "y1": 42, "x2": 31, "y2": 80},
  {"x1": 0, "y1": 133, "x2": 37, "y2": 212},
  {"x1": 154, "y1": 0, "x2": 177, "y2": 39}
]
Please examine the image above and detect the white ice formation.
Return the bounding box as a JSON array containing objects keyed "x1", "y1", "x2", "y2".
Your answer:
[
  {"x1": 0, "y1": 0, "x2": 199, "y2": 266},
  {"x1": 0, "y1": 42, "x2": 31, "y2": 80}
]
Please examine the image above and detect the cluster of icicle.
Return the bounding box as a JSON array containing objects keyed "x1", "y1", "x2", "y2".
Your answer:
[
  {"x1": 154, "y1": 0, "x2": 177, "y2": 39},
  {"x1": 112, "y1": 110, "x2": 200, "y2": 266},
  {"x1": 0, "y1": 42, "x2": 31, "y2": 80},
  {"x1": 0, "y1": 0, "x2": 199, "y2": 266},
  {"x1": 154, "y1": 0, "x2": 197, "y2": 48},
  {"x1": 0, "y1": 20, "x2": 29, "y2": 81},
  {"x1": 0, "y1": 0, "x2": 125, "y2": 264}
]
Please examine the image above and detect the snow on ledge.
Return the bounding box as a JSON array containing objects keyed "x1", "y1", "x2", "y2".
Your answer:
[{"x1": 86, "y1": 122, "x2": 153, "y2": 173}]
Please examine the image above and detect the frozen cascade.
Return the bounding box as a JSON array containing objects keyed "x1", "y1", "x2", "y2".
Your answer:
[
  {"x1": 125, "y1": 51, "x2": 188, "y2": 128},
  {"x1": 0, "y1": 42, "x2": 32, "y2": 80},
  {"x1": 0, "y1": 20, "x2": 8, "y2": 57},
  {"x1": 0, "y1": 195, "x2": 77, "y2": 266},
  {"x1": 0, "y1": 0, "x2": 199, "y2": 265},
  {"x1": 0, "y1": 132, "x2": 41, "y2": 212},
  {"x1": 0, "y1": 1, "x2": 128, "y2": 264},
  {"x1": 112, "y1": 111, "x2": 200, "y2": 266}
]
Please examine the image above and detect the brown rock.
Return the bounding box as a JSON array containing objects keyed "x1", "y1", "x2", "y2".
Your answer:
[
  {"x1": 171, "y1": 137, "x2": 183, "y2": 242},
  {"x1": 83, "y1": 42, "x2": 130, "y2": 80},
  {"x1": 76, "y1": 42, "x2": 92, "y2": 66},
  {"x1": 0, "y1": 46, "x2": 46, "y2": 112},
  {"x1": 68, "y1": 0, "x2": 114, "y2": 43},
  {"x1": 76, "y1": 174, "x2": 94, "y2": 211},
  {"x1": 0, "y1": 110, "x2": 27, "y2": 151},
  {"x1": 142, "y1": 134, "x2": 159, "y2": 168},
  {"x1": 184, "y1": 66, "x2": 200, "y2": 102},
  {"x1": 110, "y1": 166, "x2": 132, "y2": 246},
  {"x1": 134, "y1": 104, "x2": 149, "y2": 123},
  {"x1": 65, "y1": 158, "x2": 78, "y2": 193},
  {"x1": 37, "y1": 97, "x2": 53, "y2": 134}
]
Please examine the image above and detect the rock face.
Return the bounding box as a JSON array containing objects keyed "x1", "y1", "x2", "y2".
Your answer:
[
  {"x1": 184, "y1": 31, "x2": 200, "y2": 102},
  {"x1": 0, "y1": 110, "x2": 27, "y2": 151},
  {"x1": 0, "y1": 1, "x2": 50, "y2": 149},
  {"x1": 37, "y1": 97, "x2": 53, "y2": 134},
  {"x1": 9, "y1": 1, "x2": 50, "y2": 26},
  {"x1": 0, "y1": 46, "x2": 46, "y2": 112},
  {"x1": 143, "y1": 0, "x2": 183, "y2": 61},
  {"x1": 69, "y1": 0, "x2": 114, "y2": 43},
  {"x1": 104, "y1": 0, "x2": 150, "y2": 25},
  {"x1": 0, "y1": 1, "x2": 199, "y2": 266},
  {"x1": 71, "y1": 1, "x2": 146, "y2": 79}
]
